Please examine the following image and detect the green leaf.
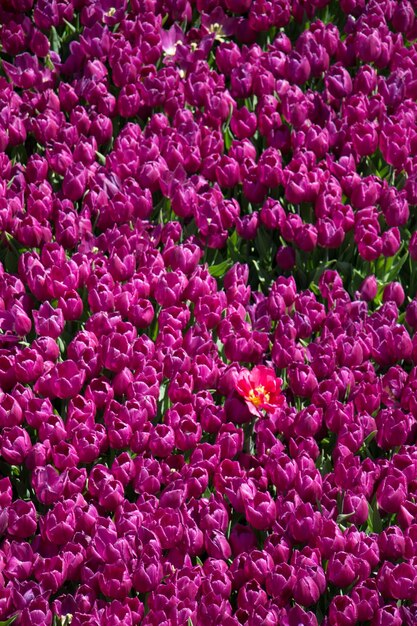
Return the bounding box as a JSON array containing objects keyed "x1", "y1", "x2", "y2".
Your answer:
[
  {"x1": 229, "y1": 228, "x2": 239, "y2": 249},
  {"x1": 255, "y1": 226, "x2": 273, "y2": 261},
  {"x1": 150, "y1": 320, "x2": 159, "y2": 342},
  {"x1": 209, "y1": 259, "x2": 233, "y2": 278},
  {"x1": 0, "y1": 615, "x2": 18, "y2": 626},
  {"x1": 52, "y1": 616, "x2": 74, "y2": 626},
  {"x1": 363, "y1": 430, "x2": 377, "y2": 447},
  {"x1": 395, "y1": 172, "x2": 407, "y2": 190},
  {"x1": 227, "y1": 230, "x2": 241, "y2": 263},
  {"x1": 57, "y1": 337, "x2": 66, "y2": 353},
  {"x1": 223, "y1": 127, "x2": 234, "y2": 151},
  {"x1": 367, "y1": 499, "x2": 383, "y2": 534},
  {"x1": 158, "y1": 383, "x2": 167, "y2": 403},
  {"x1": 50, "y1": 26, "x2": 61, "y2": 53},
  {"x1": 315, "y1": 450, "x2": 332, "y2": 475},
  {"x1": 95, "y1": 151, "x2": 106, "y2": 165},
  {"x1": 337, "y1": 511, "x2": 355, "y2": 522},
  {"x1": 376, "y1": 165, "x2": 390, "y2": 179},
  {"x1": 350, "y1": 268, "x2": 367, "y2": 294},
  {"x1": 45, "y1": 55, "x2": 55, "y2": 70},
  {"x1": 4, "y1": 248, "x2": 18, "y2": 274},
  {"x1": 383, "y1": 250, "x2": 407, "y2": 284},
  {"x1": 63, "y1": 18, "x2": 77, "y2": 33}
]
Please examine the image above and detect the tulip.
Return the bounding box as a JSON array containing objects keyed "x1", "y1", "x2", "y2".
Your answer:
[
  {"x1": 293, "y1": 566, "x2": 326, "y2": 606},
  {"x1": 236, "y1": 365, "x2": 285, "y2": 415},
  {"x1": 33, "y1": 301, "x2": 64, "y2": 339},
  {"x1": 288, "y1": 364, "x2": 318, "y2": 397},
  {"x1": 244, "y1": 491, "x2": 276, "y2": 530},
  {"x1": 99, "y1": 561, "x2": 132, "y2": 599},
  {"x1": 328, "y1": 596, "x2": 358, "y2": 626},
  {"x1": 8, "y1": 500, "x2": 37, "y2": 538},
  {"x1": 377, "y1": 471, "x2": 407, "y2": 514}
]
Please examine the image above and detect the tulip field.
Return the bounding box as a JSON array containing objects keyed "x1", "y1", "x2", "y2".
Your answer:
[{"x1": 2, "y1": 0, "x2": 417, "y2": 624}]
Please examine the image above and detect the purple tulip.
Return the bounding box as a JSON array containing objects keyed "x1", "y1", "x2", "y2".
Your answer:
[
  {"x1": 19, "y1": 597, "x2": 52, "y2": 626},
  {"x1": 8, "y1": 500, "x2": 37, "y2": 538},
  {"x1": 377, "y1": 470, "x2": 407, "y2": 514},
  {"x1": 288, "y1": 364, "x2": 318, "y2": 397},
  {"x1": 328, "y1": 596, "x2": 358, "y2": 626},
  {"x1": 0, "y1": 426, "x2": 32, "y2": 464},
  {"x1": 293, "y1": 565, "x2": 326, "y2": 606},
  {"x1": 244, "y1": 491, "x2": 276, "y2": 531},
  {"x1": 99, "y1": 560, "x2": 132, "y2": 599},
  {"x1": 33, "y1": 301, "x2": 65, "y2": 339},
  {"x1": 371, "y1": 604, "x2": 404, "y2": 626}
]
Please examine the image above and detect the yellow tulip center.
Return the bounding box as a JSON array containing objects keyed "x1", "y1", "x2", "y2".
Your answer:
[{"x1": 247, "y1": 385, "x2": 270, "y2": 406}]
